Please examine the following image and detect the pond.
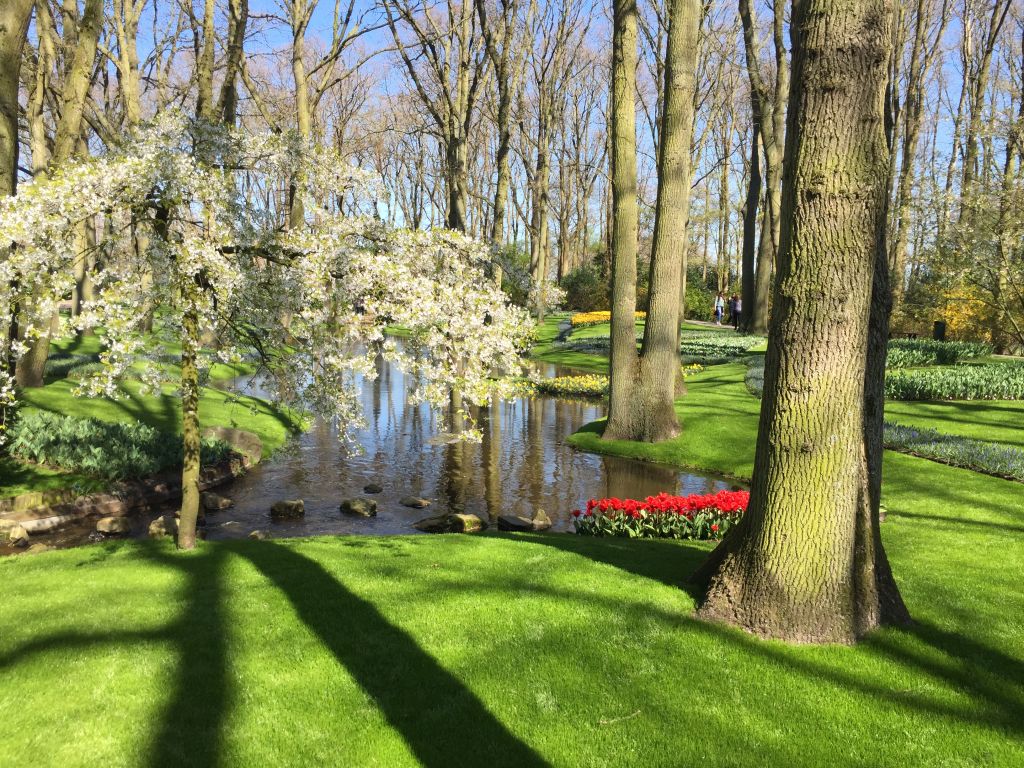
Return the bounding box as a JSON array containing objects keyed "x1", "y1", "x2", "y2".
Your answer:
[{"x1": 200, "y1": 355, "x2": 739, "y2": 539}]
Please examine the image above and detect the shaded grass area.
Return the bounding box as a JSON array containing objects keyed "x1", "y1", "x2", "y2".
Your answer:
[
  {"x1": 18, "y1": 379, "x2": 301, "y2": 457},
  {"x1": 2, "y1": 377, "x2": 302, "y2": 497},
  {"x1": 0, "y1": 520, "x2": 1021, "y2": 767}
]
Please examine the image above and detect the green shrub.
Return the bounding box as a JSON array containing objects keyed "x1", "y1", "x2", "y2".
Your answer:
[
  {"x1": 886, "y1": 339, "x2": 991, "y2": 368},
  {"x1": 885, "y1": 363, "x2": 1024, "y2": 401},
  {"x1": 561, "y1": 264, "x2": 609, "y2": 312},
  {"x1": 9, "y1": 411, "x2": 233, "y2": 481}
]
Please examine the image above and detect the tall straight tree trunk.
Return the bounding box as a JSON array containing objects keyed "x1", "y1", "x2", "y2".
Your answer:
[
  {"x1": 446, "y1": 135, "x2": 469, "y2": 232},
  {"x1": 605, "y1": 0, "x2": 700, "y2": 442},
  {"x1": 606, "y1": 0, "x2": 641, "y2": 436},
  {"x1": 741, "y1": 124, "x2": 761, "y2": 332},
  {"x1": 694, "y1": 0, "x2": 909, "y2": 644},
  {"x1": 739, "y1": 0, "x2": 788, "y2": 335},
  {"x1": 0, "y1": 0, "x2": 34, "y2": 198}
]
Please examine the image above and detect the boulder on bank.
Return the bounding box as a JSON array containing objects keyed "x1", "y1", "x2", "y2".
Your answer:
[
  {"x1": 201, "y1": 426, "x2": 263, "y2": 464},
  {"x1": 96, "y1": 516, "x2": 131, "y2": 535},
  {"x1": 363, "y1": 483, "x2": 383, "y2": 494},
  {"x1": 249, "y1": 529, "x2": 271, "y2": 540},
  {"x1": 400, "y1": 496, "x2": 432, "y2": 509},
  {"x1": 271, "y1": 499, "x2": 305, "y2": 519},
  {"x1": 7, "y1": 523, "x2": 29, "y2": 546},
  {"x1": 413, "y1": 513, "x2": 486, "y2": 534},
  {"x1": 148, "y1": 514, "x2": 178, "y2": 538},
  {"x1": 497, "y1": 509, "x2": 552, "y2": 533},
  {"x1": 340, "y1": 498, "x2": 378, "y2": 517},
  {"x1": 202, "y1": 492, "x2": 234, "y2": 512}
]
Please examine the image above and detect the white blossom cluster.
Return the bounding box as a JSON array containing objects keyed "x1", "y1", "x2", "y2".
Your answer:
[{"x1": 0, "y1": 113, "x2": 533, "y2": 447}]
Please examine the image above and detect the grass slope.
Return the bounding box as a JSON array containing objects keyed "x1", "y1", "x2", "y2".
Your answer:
[{"x1": 2, "y1": 372, "x2": 302, "y2": 497}]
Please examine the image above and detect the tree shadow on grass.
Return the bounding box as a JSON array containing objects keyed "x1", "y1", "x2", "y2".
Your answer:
[
  {"x1": 500, "y1": 532, "x2": 1024, "y2": 737},
  {"x1": 238, "y1": 540, "x2": 549, "y2": 768},
  {"x1": 0, "y1": 541, "x2": 232, "y2": 768},
  {"x1": 146, "y1": 545, "x2": 231, "y2": 768}
]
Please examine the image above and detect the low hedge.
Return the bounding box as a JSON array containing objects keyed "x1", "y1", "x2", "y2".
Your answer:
[
  {"x1": 887, "y1": 339, "x2": 991, "y2": 368},
  {"x1": 9, "y1": 411, "x2": 233, "y2": 481},
  {"x1": 885, "y1": 363, "x2": 1024, "y2": 401}
]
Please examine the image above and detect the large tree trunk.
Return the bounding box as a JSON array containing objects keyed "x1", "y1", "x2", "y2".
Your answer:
[
  {"x1": 605, "y1": 0, "x2": 700, "y2": 443},
  {"x1": 605, "y1": 0, "x2": 642, "y2": 437},
  {"x1": 693, "y1": 0, "x2": 908, "y2": 644},
  {"x1": 446, "y1": 133, "x2": 469, "y2": 232}
]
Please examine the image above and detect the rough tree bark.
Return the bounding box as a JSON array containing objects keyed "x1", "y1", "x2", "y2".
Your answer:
[
  {"x1": 605, "y1": 0, "x2": 700, "y2": 443},
  {"x1": 0, "y1": 0, "x2": 34, "y2": 198},
  {"x1": 16, "y1": 0, "x2": 102, "y2": 388},
  {"x1": 693, "y1": 0, "x2": 910, "y2": 644}
]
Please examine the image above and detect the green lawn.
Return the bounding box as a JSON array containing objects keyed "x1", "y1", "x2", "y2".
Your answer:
[
  {"x1": 1, "y1": 504, "x2": 1021, "y2": 767},
  {"x1": 0, "y1": 319, "x2": 1020, "y2": 765}
]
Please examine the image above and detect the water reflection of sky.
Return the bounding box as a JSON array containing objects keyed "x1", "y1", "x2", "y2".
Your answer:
[{"x1": 209, "y1": 355, "x2": 740, "y2": 539}]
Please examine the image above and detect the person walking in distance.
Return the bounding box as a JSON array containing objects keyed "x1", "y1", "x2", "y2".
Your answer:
[
  {"x1": 733, "y1": 294, "x2": 742, "y2": 331},
  {"x1": 714, "y1": 292, "x2": 725, "y2": 324}
]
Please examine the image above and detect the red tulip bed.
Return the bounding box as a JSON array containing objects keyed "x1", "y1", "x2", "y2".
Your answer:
[{"x1": 572, "y1": 489, "x2": 749, "y2": 540}]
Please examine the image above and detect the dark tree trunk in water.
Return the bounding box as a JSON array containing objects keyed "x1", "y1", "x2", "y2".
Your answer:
[
  {"x1": 605, "y1": 0, "x2": 700, "y2": 444},
  {"x1": 693, "y1": 0, "x2": 909, "y2": 644}
]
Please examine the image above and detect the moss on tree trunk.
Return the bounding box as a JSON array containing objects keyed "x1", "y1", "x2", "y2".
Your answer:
[{"x1": 693, "y1": 0, "x2": 909, "y2": 644}]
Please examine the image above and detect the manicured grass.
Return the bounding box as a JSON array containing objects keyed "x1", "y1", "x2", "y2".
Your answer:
[
  {"x1": 569, "y1": 363, "x2": 760, "y2": 478},
  {"x1": 0, "y1": 457, "x2": 99, "y2": 498},
  {"x1": 1, "y1": 506, "x2": 1021, "y2": 767},
  {"x1": 18, "y1": 379, "x2": 301, "y2": 456},
  {"x1": 0, "y1": 319, "x2": 1021, "y2": 765}
]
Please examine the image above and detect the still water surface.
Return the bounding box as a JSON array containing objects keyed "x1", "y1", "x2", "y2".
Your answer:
[{"x1": 204, "y1": 356, "x2": 739, "y2": 538}]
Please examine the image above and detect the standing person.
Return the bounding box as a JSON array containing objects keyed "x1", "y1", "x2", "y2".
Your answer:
[
  {"x1": 733, "y1": 295, "x2": 743, "y2": 330},
  {"x1": 714, "y1": 292, "x2": 725, "y2": 324},
  {"x1": 728, "y1": 294, "x2": 738, "y2": 326}
]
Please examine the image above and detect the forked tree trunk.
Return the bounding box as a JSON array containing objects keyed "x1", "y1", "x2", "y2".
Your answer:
[
  {"x1": 605, "y1": 0, "x2": 700, "y2": 443},
  {"x1": 15, "y1": 0, "x2": 102, "y2": 388},
  {"x1": 693, "y1": 0, "x2": 909, "y2": 644}
]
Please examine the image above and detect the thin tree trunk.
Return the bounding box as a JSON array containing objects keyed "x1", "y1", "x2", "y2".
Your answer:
[
  {"x1": 0, "y1": 0, "x2": 34, "y2": 198},
  {"x1": 16, "y1": 0, "x2": 102, "y2": 388},
  {"x1": 694, "y1": 0, "x2": 908, "y2": 644},
  {"x1": 741, "y1": 124, "x2": 761, "y2": 332},
  {"x1": 177, "y1": 303, "x2": 202, "y2": 550}
]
